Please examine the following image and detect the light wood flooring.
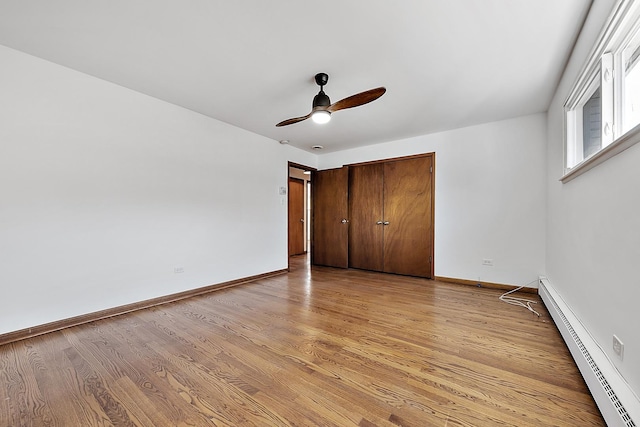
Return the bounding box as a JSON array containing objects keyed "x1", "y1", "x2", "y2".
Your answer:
[{"x1": 0, "y1": 255, "x2": 604, "y2": 426}]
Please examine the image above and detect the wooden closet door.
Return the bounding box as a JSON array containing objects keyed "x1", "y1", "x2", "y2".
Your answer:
[
  {"x1": 312, "y1": 167, "x2": 349, "y2": 268},
  {"x1": 348, "y1": 163, "x2": 384, "y2": 271},
  {"x1": 383, "y1": 156, "x2": 433, "y2": 277}
]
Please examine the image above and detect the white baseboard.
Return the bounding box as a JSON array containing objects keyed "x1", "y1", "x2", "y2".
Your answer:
[{"x1": 539, "y1": 277, "x2": 639, "y2": 427}]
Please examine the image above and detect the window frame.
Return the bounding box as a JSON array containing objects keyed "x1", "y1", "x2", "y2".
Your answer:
[
  {"x1": 566, "y1": 72, "x2": 602, "y2": 167},
  {"x1": 562, "y1": 0, "x2": 640, "y2": 182}
]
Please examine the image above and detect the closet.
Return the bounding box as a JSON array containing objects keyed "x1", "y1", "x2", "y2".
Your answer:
[{"x1": 312, "y1": 154, "x2": 434, "y2": 278}]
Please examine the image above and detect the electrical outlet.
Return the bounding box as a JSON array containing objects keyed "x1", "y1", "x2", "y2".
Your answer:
[
  {"x1": 174, "y1": 267, "x2": 185, "y2": 274},
  {"x1": 482, "y1": 259, "x2": 493, "y2": 266},
  {"x1": 613, "y1": 335, "x2": 624, "y2": 360}
]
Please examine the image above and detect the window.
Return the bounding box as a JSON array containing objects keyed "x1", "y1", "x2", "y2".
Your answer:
[
  {"x1": 566, "y1": 74, "x2": 603, "y2": 167},
  {"x1": 583, "y1": 86, "x2": 602, "y2": 158},
  {"x1": 564, "y1": 0, "x2": 640, "y2": 180}
]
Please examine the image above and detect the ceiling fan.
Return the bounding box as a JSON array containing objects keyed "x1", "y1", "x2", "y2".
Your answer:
[{"x1": 276, "y1": 73, "x2": 386, "y2": 127}]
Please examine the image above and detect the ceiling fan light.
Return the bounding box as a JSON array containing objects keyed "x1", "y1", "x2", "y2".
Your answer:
[{"x1": 311, "y1": 110, "x2": 331, "y2": 124}]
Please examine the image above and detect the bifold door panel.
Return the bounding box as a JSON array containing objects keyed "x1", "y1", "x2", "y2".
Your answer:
[{"x1": 312, "y1": 167, "x2": 349, "y2": 268}]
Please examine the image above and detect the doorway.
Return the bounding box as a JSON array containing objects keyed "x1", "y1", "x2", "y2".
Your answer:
[{"x1": 288, "y1": 163, "x2": 314, "y2": 266}]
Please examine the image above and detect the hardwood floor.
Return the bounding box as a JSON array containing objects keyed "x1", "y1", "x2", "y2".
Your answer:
[{"x1": 0, "y1": 256, "x2": 604, "y2": 426}]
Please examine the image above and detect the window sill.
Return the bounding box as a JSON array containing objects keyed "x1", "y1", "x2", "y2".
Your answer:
[{"x1": 561, "y1": 123, "x2": 640, "y2": 183}]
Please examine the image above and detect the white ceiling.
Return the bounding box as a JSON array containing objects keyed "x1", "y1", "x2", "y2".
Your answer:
[{"x1": 0, "y1": 0, "x2": 592, "y2": 153}]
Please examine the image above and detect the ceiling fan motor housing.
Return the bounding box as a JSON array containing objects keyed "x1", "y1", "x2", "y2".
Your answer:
[
  {"x1": 313, "y1": 90, "x2": 331, "y2": 109},
  {"x1": 313, "y1": 73, "x2": 331, "y2": 109}
]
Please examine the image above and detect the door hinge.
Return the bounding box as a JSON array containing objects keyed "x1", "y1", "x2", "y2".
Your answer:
[
  {"x1": 429, "y1": 166, "x2": 433, "y2": 173},
  {"x1": 429, "y1": 255, "x2": 432, "y2": 263}
]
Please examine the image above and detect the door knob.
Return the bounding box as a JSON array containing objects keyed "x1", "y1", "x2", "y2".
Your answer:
[
  {"x1": 383, "y1": 221, "x2": 390, "y2": 225},
  {"x1": 376, "y1": 221, "x2": 383, "y2": 225},
  {"x1": 341, "y1": 219, "x2": 349, "y2": 224},
  {"x1": 300, "y1": 218, "x2": 304, "y2": 222}
]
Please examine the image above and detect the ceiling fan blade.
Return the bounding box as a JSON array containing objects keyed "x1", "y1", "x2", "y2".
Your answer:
[
  {"x1": 327, "y1": 87, "x2": 386, "y2": 113},
  {"x1": 276, "y1": 112, "x2": 312, "y2": 127}
]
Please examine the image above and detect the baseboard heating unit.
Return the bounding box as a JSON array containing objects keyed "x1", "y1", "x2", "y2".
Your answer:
[{"x1": 538, "y1": 277, "x2": 639, "y2": 427}]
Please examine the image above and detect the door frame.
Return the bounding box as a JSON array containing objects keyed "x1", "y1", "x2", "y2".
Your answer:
[
  {"x1": 288, "y1": 176, "x2": 305, "y2": 257},
  {"x1": 287, "y1": 162, "x2": 317, "y2": 271}
]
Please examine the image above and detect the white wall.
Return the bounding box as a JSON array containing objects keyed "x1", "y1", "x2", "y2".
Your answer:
[
  {"x1": 0, "y1": 45, "x2": 316, "y2": 335},
  {"x1": 546, "y1": 0, "x2": 640, "y2": 395},
  {"x1": 319, "y1": 113, "x2": 547, "y2": 287}
]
